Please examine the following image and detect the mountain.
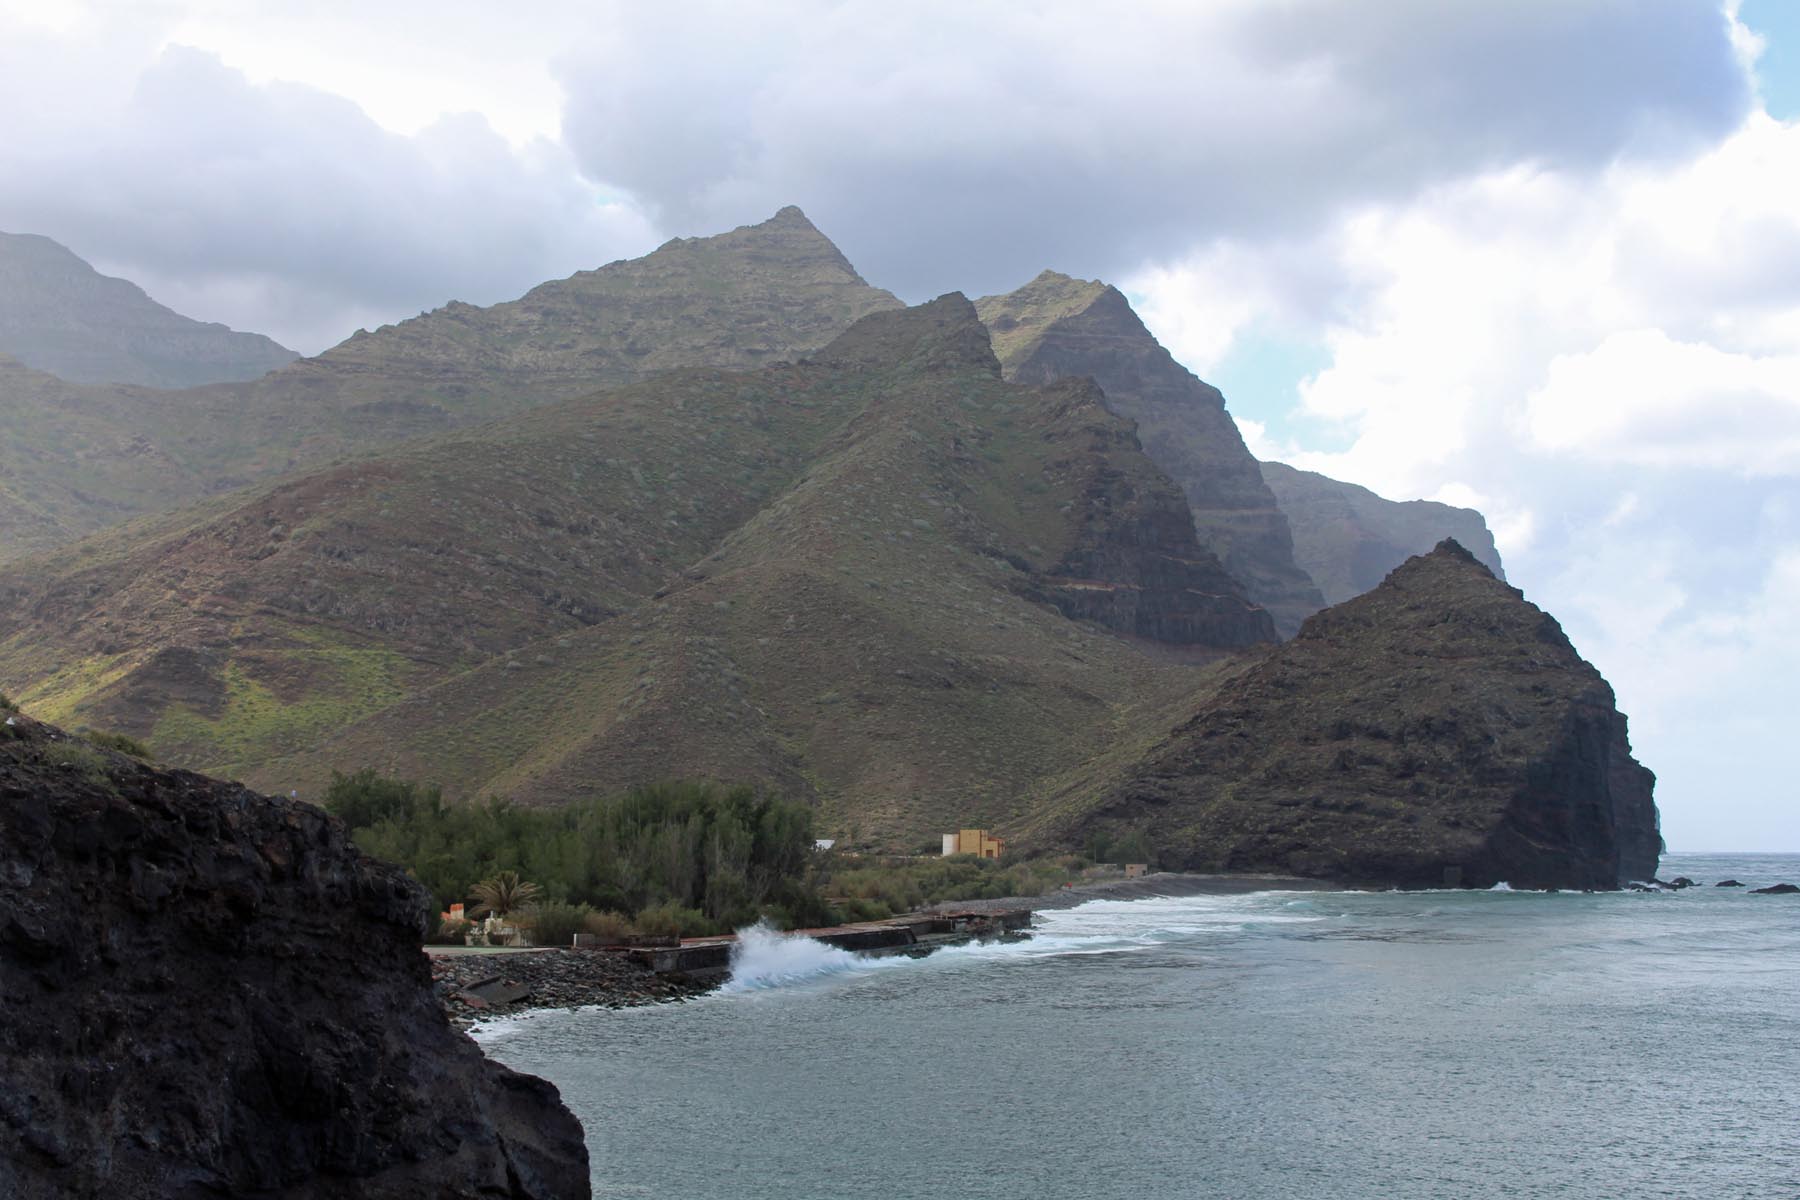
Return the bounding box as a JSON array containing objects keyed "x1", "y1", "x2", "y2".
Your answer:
[
  {"x1": 0, "y1": 355, "x2": 218, "y2": 560},
  {"x1": 1026, "y1": 541, "x2": 1659, "y2": 889},
  {"x1": 0, "y1": 712, "x2": 587, "y2": 1199},
  {"x1": 976, "y1": 272, "x2": 1325, "y2": 635},
  {"x1": 1260, "y1": 460, "x2": 1506, "y2": 605},
  {"x1": 0, "y1": 231, "x2": 297, "y2": 386},
  {"x1": 0, "y1": 296, "x2": 1271, "y2": 846},
  {"x1": 0, "y1": 207, "x2": 900, "y2": 564}
]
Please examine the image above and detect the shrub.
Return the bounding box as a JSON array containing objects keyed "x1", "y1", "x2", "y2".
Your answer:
[
  {"x1": 523, "y1": 901, "x2": 592, "y2": 948},
  {"x1": 43, "y1": 741, "x2": 111, "y2": 788},
  {"x1": 0, "y1": 692, "x2": 16, "y2": 712},
  {"x1": 835, "y1": 897, "x2": 893, "y2": 923},
  {"x1": 634, "y1": 902, "x2": 714, "y2": 939},
  {"x1": 582, "y1": 910, "x2": 637, "y2": 943},
  {"x1": 85, "y1": 729, "x2": 152, "y2": 759}
]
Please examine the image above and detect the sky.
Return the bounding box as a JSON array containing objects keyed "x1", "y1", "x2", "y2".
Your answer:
[{"x1": 1, "y1": 1, "x2": 1794, "y2": 852}]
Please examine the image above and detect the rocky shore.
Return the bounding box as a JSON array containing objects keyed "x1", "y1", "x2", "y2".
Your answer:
[
  {"x1": 432, "y1": 949, "x2": 710, "y2": 1027},
  {"x1": 0, "y1": 714, "x2": 590, "y2": 1200}
]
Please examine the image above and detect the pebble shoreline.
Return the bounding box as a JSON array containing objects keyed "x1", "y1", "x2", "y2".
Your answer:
[{"x1": 431, "y1": 948, "x2": 710, "y2": 1028}]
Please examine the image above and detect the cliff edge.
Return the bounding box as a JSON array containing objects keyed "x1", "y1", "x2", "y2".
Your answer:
[{"x1": 0, "y1": 714, "x2": 589, "y2": 1199}]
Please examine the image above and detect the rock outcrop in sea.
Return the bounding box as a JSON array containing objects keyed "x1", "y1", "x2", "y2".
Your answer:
[
  {"x1": 0, "y1": 714, "x2": 589, "y2": 1199},
  {"x1": 1048, "y1": 540, "x2": 1660, "y2": 889}
]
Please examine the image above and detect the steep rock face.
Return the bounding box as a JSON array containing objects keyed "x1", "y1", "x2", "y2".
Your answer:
[
  {"x1": 0, "y1": 232, "x2": 297, "y2": 387},
  {"x1": 1030, "y1": 374, "x2": 1276, "y2": 648},
  {"x1": 1046, "y1": 541, "x2": 1659, "y2": 889},
  {"x1": 0, "y1": 715, "x2": 588, "y2": 1199},
  {"x1": 977, "y1": 272, "x2": 1324, "y2": 635},
  {"x1": 1260, "y1": 460, "x2": 1505, "y2": 604}
]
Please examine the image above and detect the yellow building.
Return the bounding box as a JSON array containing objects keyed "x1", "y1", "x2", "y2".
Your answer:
[{"x1": 941, "y1": 828, "x2": 1005, "y2": 859}]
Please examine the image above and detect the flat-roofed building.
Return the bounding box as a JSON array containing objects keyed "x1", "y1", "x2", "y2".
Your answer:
[{"x1": 942, "y1": 828, "x2": 1004, "y2": 859}]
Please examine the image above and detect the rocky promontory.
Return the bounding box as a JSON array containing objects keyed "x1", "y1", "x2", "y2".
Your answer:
[
  {"x1": 1046, "y1": 541, "x2": 1661, "y2": 890},
  {"x1": 0, "y1": 714, "x2": 589, "y2": 1199}
]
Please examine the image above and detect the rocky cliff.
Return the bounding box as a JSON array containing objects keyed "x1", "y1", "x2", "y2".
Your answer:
[
  {"x1": 0, "y1": 231, "x2": 297, "y2": 387},
  {"x1": 0, "y1": 713, "x2": 589, "y2": 1199},
  {"x1": 1260, "y1": 460, "x2": 1505, "y2": 604},
  {"x1": 1040, "y1": 541, "x2": 1659, "y2": 889},
  {"x1": 977, "y1": 272, "x2": 1325, "y2": 635}
]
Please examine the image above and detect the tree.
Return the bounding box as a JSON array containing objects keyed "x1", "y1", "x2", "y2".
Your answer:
[{"x1": 468, "y1": 870, "x2": 542, "y2": 918}]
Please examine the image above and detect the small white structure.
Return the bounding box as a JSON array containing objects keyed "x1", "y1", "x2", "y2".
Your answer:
[{"x1": 814, "y1": 838, "x2": 836, "y2": 851}]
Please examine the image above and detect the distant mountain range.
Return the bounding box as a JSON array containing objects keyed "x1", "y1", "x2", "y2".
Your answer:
[
  {"x1": 0, "y1": 231, "x2": 297, "y2": 387},
  {"x1": 0, "y1": 207, "x2": 1650, "y2": 886}
]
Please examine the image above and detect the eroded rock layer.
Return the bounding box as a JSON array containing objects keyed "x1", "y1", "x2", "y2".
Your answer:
[
  {"x1": 0, "y1": 715, "x2": 589, "y2": 1200},
  {"x1": 1048, "y1": 541, "x2": 1659, "y2": 889}
]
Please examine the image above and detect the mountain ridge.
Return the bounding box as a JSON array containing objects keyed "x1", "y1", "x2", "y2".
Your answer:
[
  {"x1": 976, "y1": 271, "x2": 1327, "y2": 635},
  {"x1": 0, "y1": 295, "x2": 1267, "y2": 847},
  {"x1": 1260, "y1": 460, "x2": 1505, "y2": 604},
  {"x1": 0, "y1": 230, "x2": 297, "y2": 387},
  {"x1": 0, "y1": 208, "x2": 901, "y2": 565}
]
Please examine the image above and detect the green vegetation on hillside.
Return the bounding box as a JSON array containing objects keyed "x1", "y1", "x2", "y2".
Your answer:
[
  {"x1": 821, "y1": 854, "x2": 1090, "y2": 919},
  {"x1": 324, "y1": 771, "x2": 834, "y2": 934}
]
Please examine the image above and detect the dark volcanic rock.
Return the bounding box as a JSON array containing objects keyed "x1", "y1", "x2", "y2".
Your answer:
[
  {"x1": 1029, "y1": 375, "x2": 1277, "y2": 649},
  {"x1": 1056, "y1": 540, "x2": 1661, "y2": 889},
  {"x1": 977, "y1": 273, "x2": 1325, "y2": 635},
  {"x1": 0, "y1": 715, "x2": 588, "y2": 1199},
  {"x1": 1750, "y1": 883, "x2": 1799, "y2": 895},
  {"x1": 1716, "y1": 879, "x2": 1745, "y2": 887}
]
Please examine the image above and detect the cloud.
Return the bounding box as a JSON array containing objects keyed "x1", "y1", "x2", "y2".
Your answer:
[
  {"x1": 555, "y1": 0, "x2": 1747, "y2": 301},
  {"x1": 1526, "y1": 329, "x2": 1800, "y2": 473},
  {"x1": 0, "y1": 38, "x2": 657, "y2": 352}
]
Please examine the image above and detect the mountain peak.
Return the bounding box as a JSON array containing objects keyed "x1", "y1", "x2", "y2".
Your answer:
[
  {"x1": 0, "y1": 231, "x2": 297, "y2": 387},
  {"x1": 765, "y1": 204, "x2": 816, "y2": 228},
  {"x1": 814, "y1": 292, "x2": 1000, "y2": 374}
]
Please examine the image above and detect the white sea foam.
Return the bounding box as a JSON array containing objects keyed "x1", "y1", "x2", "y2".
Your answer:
[{"x1": 718, "y1": 921, "x2": 900, "y2": 993}]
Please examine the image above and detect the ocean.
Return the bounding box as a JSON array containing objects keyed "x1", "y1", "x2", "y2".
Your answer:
[{"x1": 477, "y1": 852, "x2": 1800, "y2": 1199}]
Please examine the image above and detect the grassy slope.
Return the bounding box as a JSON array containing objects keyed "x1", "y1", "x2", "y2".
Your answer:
[{"x1": 128, "y1": 298, "x2": 1224, "y2": 847}]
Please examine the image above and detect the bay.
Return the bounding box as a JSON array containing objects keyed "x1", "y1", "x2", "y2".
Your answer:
[{"x1": 480, "y1": 852, "x2": 1800, "y2": 1199}]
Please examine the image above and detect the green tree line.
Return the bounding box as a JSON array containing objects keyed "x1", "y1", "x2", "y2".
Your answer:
[{"x1": 325, "y1": 771, "x2": 833, "y2": 934}]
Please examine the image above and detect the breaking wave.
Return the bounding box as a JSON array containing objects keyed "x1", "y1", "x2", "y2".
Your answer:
[{"x1": 719, "y1": 921, "x2": 895, "y2": 993}]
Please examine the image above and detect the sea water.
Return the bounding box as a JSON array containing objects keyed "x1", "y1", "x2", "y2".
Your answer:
[{"x1": 477, "y1": 852, "x2": 1800, "y2": 1198}]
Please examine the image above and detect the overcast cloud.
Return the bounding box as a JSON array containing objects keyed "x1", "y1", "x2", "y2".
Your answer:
[{"x1": 0, "y1": 0, "x2": 1793, "y2": 850}]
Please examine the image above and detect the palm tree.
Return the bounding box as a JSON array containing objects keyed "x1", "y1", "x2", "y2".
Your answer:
[{"x1": 468, "y1": 871, "x2": 542, "y2": 919}]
